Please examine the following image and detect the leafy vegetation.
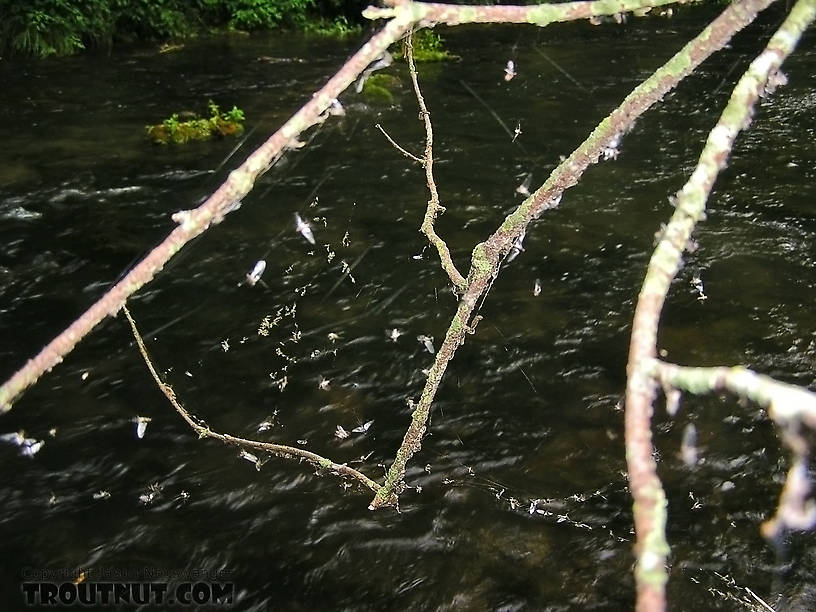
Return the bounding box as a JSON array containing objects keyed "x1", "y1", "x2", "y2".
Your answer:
[
  {"x1": 146, "y1": 101, "x2": 245, "y2": 144},
  {"x1": 302, "y1": 16, "x2": 361, "y2": 38},
  {"x1": 0, "y1": 0, "x2": 367, "y2": 59},
  {"x1": 399, "y1": 30, "x2": 457, "y2": 63}
]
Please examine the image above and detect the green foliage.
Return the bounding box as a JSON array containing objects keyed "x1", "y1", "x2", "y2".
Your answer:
[
  {"x1": 401, "y1": 30, "x2": 457, "y2": 63},
  {"x1": 195, "y1": 0, "x2": 315, "y2": 31},
  {"x1": 0, "y1": 0, "x2": 359, "y2": 59},
  {"x1": 0, "y1": 0, "x2": 108, "y2": 57},
  {"x1": 111, "y1": 0, "x2": 191, "y2": 40},
  {"x1": 146, "y1": 100, "x2": 245, "y2": 144},
  {"x1": 302, "y1": 16, "x2": 361, "y2": 38}
]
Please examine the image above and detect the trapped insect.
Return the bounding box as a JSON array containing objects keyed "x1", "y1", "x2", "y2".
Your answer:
[
  {"x1": 504, "y1": 60, "x2": 516, "y2": 81},
  {"x1": 245, "y1": 260, "x2": 267, "y2": 286},
  {"x1": 352, "y1": 420, "x2": 374, "y2": 434},
  {"x1": 506, "y1": 229, "x2": 526, "y2": 262},
  {"x1": 417, "y1": 335, "x2": 435, "y2": 354},
  {"x1": 134, "y1": 416, "x2": 152, "y2": 439},
  {"x1": 295, "y1": 213, "x2": 316, "y2": 244}
]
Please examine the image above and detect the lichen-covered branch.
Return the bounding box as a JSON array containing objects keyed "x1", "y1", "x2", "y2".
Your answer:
[
  {"x1": 371, "y1": 0, "x2": 775, "y2": 511},
  {"x1": 365, "y1": 0, "x2": 687, "y2": 27},
  {"x1": 624, "y1": 1, "x2": 812, "y2": 609},
  {"x1": 406, "y1": 31, "x2": 469, "y2": 294},
  {"x1": 652, "y1": 359, "x2": 816, "y2": 540},
  {"x1": 123, "y1": 306, "x2": 381, "y2": 494},
  {"x1": 0, "y1": 11, "x2": 416, "y2": 413}
]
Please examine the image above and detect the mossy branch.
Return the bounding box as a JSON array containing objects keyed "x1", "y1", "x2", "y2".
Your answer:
[
  {"x1": 624, "y1": 1, "x2": 813, "y2": 609},
  {"x1": 371, "y1": 0, "x2": 776, "y2": 512},
  {"x1": 365, "y1": 0, "x2": 688, "y2": 26},
  {"x1": 123, "y1": 305, "x2": 381, "y2": 495}
]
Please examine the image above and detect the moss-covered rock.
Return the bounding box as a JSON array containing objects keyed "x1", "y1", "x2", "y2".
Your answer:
[
  {"x1": 146, "y1": 101, "x2": 245, "y2": 145},
  {"x1": 361, "y1": 74, "x2": 403, "y2": 106}
]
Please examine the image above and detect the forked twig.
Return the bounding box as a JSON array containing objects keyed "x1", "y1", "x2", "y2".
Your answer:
[
  {"x1": 406, "y1": 31, "x2": 469, "y2": 293},
  {"x1": 122, "y1": 305, "x2": 381, "y2": 495},
  {"x1": 375, "y1": 122, "x2": 425, "y2": 164}
]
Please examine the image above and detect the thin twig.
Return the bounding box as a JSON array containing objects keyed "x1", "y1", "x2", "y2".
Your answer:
[
  {"x1": 375, "y1": 122, "x2": 425, "y2": 164},
  {"x1": 406, "y1": 31, "x2": 469, "y2": 293},
  {"x1": 122, "y1": 305, "x2": 381, "y2": 495},
  {"x1": 624, "y1": 1, "x2": 812, "y2": 609},
  {"x1": 744, "y1": 587, "x2": 776, "y2": 612}
]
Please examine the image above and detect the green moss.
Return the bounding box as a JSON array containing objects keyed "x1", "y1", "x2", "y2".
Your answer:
[
  {"x1": 367, "y1": 73, "x2": 401, "y2": 90},
  {"x1": 362, "y1": 78, "x2": 396, "y2": 105},
  {"x1": 471, "y1": 243, "x2": 492, "y2": 276},
  {"x1": 302, "y1": 16, "x2": 361, "y2": 38},
  {"x1": 398, "y1": 30, "x2": 457, "y2": 63},
  {"x1": 146, "y1": 100, "x2": 245, "y2": 145}
]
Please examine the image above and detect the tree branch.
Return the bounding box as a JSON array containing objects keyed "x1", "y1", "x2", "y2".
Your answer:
[
  {"x1": 365, "y1": 0, "x2": 686, "y2": 26},
  {"x1": 406, "y1": 31, "x2": 469, "y2": 294},
  {"x1": 123, "y1": 305, "x2": 381, "y2": 495},
  {"x1": 370, "y1": 0, "x2": 777, "y2": 511},
  {"x1": 0, "y1": 10, "x2": 416, "y2": 413},
  {"x1": 375, "y1": 122, "x2": 425, "y2": 164},
  {"x1": 624, "y1": 1, "x2": 812, "y2": 609},
  {"x1": 653, "y1": 359, "x2": 816, "y2": 540}
]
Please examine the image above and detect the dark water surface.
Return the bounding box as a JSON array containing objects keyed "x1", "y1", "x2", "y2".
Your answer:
[{"x1": 1, "y1": 5, "x2": 815, "y2": 610}]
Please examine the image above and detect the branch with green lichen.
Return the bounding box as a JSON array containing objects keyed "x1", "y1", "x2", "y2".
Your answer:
[
  {"x1": 624, "y1": 1, "x2": 814, "y2": 609},
  {"x1": 123, "y1": 305, "x2": 381, "y2": 495},
  {"x1": 365, "y1": 0, "x2": 689, "y2": 27},
  {"x1": 371, "y1": 0, "x2": 774, "y2": 511}
]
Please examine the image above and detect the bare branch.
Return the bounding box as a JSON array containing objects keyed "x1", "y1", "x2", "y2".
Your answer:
[
  {"x1": 406, "y1": 31, "x2": 469, "y2": 293},
  {"x1": 375, "y1": 122, "x2": 425, "y2": 164},
  {"x1": 652, "y1": 361, "x2": 816, "y2": 431},
  {"x1": 122, "y1": 305, "x2": 382, "y2": 495},
  {"x1": 624, "y1": 1, "x2": 813, "y2": 609}
]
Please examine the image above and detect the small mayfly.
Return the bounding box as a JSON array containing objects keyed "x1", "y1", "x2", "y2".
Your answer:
[
  {"x1": 245, "y1": 260, "x2": 267, "y2": 287},
  {"x1": 134, "y1": 416, "x2": 152, "y2": 439},
  {"x1": 0, "y1": 431, "x2": 45, "y2": 457},
  {"x1": 506, "y1": 229, "x2": 527, "y2": 262},
  {"x1": 295, "y1": 213, "x2": 316, "y2": 245},
  {"x1": 504, "y1": 60, "x2": 517, "y2": 82},
  {"x1": 512, "y1": 122, "x2": 522, "y2": 142},
  {"x1": 515, "y1": 173, "x2": 533, "y2": 198},
  {"x1": 417, "y1": 335, "x2": 435, "y2": 354},
  {"x1": 351, "y1": 420, "x2": 374, "y2": 434}
]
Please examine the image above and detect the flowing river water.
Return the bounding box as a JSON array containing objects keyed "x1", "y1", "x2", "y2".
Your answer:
[{"x1": 1, "y1": 5, "x2": 815, "y2": 610}]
